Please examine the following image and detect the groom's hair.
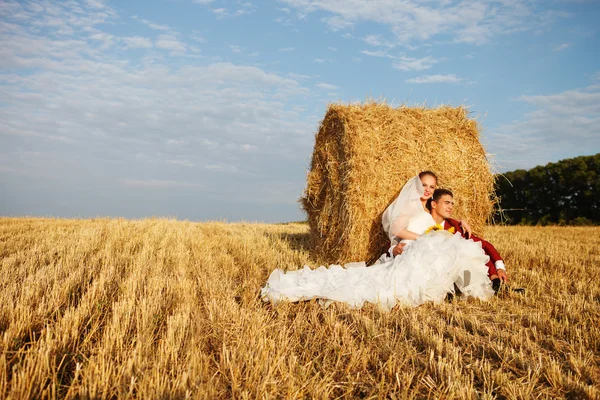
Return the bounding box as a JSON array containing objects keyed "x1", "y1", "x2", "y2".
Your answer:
[{"x1": 426, "y1": 188, "x2": 454, "y2": 211}]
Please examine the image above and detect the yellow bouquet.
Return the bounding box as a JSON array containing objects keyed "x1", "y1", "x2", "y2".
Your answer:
[{"x1": 424, "y1": 224, "x2": 455, "y2": 234}]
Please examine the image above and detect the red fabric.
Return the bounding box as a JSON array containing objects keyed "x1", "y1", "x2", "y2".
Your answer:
[{"x1": 443, "y1": 219, "x2": 502, "y2": 277}]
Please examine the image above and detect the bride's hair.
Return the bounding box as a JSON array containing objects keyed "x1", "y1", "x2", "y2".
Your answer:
[
  {"x1": 418, "y1": 170, "x2": 438, "y2": 181},
  {"x1": 426, "y1": 188, "x2": 453, "y2": 211}
]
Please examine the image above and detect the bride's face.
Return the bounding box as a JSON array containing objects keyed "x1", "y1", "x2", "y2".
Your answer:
[{"x1": 420, "y1": 175, "x2": 437, "y2": 200}]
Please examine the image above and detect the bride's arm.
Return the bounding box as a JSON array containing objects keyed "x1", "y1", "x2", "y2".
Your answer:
[
  {"x1": 459, "y1": 219, "x2": 473, "y2": 238},
  {"x1": 390, "y1": 215, "x2": 421, "y2": 241},
  {"x1": 393, "y1": 228, "x2": 420, "y2": 241}
]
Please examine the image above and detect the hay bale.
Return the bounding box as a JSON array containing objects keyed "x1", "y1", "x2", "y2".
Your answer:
[{"x1": 301, "y1": 102, "x2": 496, "y2": 265}]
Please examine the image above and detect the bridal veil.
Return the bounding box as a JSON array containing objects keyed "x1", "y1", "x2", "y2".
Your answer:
[{"x1": 381, "y1": 175, "x2": 425, "y2": 243}]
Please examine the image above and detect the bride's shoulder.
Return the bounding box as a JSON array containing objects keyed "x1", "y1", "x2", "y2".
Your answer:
[
  {"x1": 410, "y1": 210, "x2": 434, "y2": 221},
  {"x1": 405, "y1": 211, "x2": 436, "y2": 235},
  {"x1": 407, "y1": 211, "x2": 435, "y2": 228}
]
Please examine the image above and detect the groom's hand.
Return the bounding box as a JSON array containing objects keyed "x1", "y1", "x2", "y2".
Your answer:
[
  {"x1": 392, "y1": 243, "x2": 406, "y2": 257},
  {"x1": 497, "y1": 269, "x2": 508, "y2": 282}
]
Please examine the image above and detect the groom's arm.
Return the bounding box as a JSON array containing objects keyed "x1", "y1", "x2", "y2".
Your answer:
[{"x1": 472, "y1": 237, "x2": 508, "y2": 281}]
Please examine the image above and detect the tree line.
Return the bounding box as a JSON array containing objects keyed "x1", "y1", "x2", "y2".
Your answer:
[{"x1": 493, "y1": 153, "x2": 600, "y2": 225}]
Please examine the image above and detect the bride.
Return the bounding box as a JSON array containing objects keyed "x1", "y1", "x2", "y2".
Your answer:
[
  {"x1": 261, "y1": 172, "x2": 495, "y2": 309},
  {"x1": 382, "y1": 170, "x2": 472, "y2": 260}
]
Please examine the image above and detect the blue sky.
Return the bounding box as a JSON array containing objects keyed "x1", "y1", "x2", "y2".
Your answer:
[{"x1": 1, "y1": 0, "x2": 599, "y2": 222}]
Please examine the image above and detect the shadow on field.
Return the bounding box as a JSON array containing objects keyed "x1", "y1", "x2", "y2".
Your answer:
[{"x1": 275, "y1": 232, "x2": 312, "y2": 254}]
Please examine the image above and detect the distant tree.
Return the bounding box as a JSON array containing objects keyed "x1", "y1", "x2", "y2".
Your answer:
[{"x1": 493, "y1": 153, "x2": 600, "y2": 225}]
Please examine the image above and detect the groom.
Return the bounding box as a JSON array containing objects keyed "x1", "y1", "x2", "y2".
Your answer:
[
  {"x1": 392, "y1": 188, "x2": 508, "y2": 290},
  {"x1": 428, "y1": 188, "x2": 508, "y2": 289}
]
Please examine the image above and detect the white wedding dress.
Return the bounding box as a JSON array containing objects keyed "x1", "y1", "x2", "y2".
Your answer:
[{"x1": 261, "y1": 211, "x2": 494, "y2": 310}]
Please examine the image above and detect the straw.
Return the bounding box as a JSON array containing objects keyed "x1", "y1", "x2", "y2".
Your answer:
[{"x1": 301, "y1": 102, "x2": 496, "y2": 265}]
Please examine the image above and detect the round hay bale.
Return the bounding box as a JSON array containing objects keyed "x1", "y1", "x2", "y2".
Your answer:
[{"x1": 300, "y1": 102, "x2": 496, "y2": 265}]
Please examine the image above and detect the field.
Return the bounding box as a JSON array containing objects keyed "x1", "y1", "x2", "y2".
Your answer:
[{"x1": 0, "y1": 218, "x2": 599, "y2": 399}]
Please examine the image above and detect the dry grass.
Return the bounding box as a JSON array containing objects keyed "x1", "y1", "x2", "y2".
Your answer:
[{"x1": 1, "y1": 217, "x2": 599, "y2": 399}]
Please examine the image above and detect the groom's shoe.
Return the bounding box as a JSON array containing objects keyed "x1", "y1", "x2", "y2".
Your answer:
[
  {"x1": 454, "y1": 284, "x2": 463, "y2": 297},
  {"x1": 492, "y1": 278, "x2": 501, "y2": 294},
  {"x1": 446, "y1": 284, "x2": 463, "y2": 301},
  {"x1": 492, "y1": 278, "x2": 526, "y2": 295}
]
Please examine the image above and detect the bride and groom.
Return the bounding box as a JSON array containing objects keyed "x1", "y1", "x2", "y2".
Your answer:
[
  {"x1": 383, "y1": 171, "x2": 508, "y2": 290},
  {"x1": 261, "y1": 171, "x2": 511, "y2": 309}
]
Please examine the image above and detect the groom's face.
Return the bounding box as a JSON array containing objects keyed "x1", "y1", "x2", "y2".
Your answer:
[{"x1": 433, "y1": 194, "x2": 454, "y2": 219}]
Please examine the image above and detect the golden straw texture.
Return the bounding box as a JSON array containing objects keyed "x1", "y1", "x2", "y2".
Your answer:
[{"x1": 301, "y1": 102, "x2": 495, "y2": 265}]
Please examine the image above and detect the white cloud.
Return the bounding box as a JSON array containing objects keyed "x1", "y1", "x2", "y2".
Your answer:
[
  {"x1": 405, "y1": 74, "x2": 462, "y2": 84},
  {"x1": 519, "y1": 89, "x2": 600, "y2": 116},
  {"x1": 362, "y1": 34, "x2": 395, "y2": 48},
  {"x1": 190, "y1": 33, "x2": 206, "y2": 43},
  {"x1": 361, "y1": 49, "x2": 394, "y2": 58},
  {"x1": 321, "y1": 15, "x2": 353, "y2": 31},
  {"x1": 85, "y1": 0, "x2": 106, "y2": 9},
  {"x1": 230, "y1": 45, "x2": 242, "y2": 53},
  {"x1": 205, "y1": 164, "x2": 225, "y2": 170},
  {"x1": 0, "y1": 0, "x2": 316, "y2": 221},
  {"x1": 121, "y1": 179, "x2": 201, "y2": 188},
  {"x1": 0, "y1": 166, "x2": 28, "y2": 174},
  {"x1": 89, "y1": 32, "x2": 113, "y2": 43},
  {"x1": 122, "y1": 36, "x2": 153, "y2": 49},
  {"x1": 280, "y1": 0, "x2": 569, "y2": 47},
  {"x1": 156, "y1": 34, "x2": 187, "y2": 54},
  {"x1": 132, "y1": 16, "x2": 170, "y2": 31},
  {"x1": 554, "y1": 43, "x2": 571, "y2": 51},
  {"x1": 241, "y1": 144, "x2": 257, "y2": 151},
  {"x1": 235, "y1": 9, "x2": 252, "y2": 16},
  {"x1": 393, "y1": 56, "x2": 439, "y2": 71},
  {"x1": 288, "y1": 72, "x2": 311, "y2": 80},
  {"x1": 167, "y1": 159, "x2": 194, "y2": 167},
  {"x1": 212, "y1": 6, "x2": 253, "y2": 19},
  {"x1": 274, "y1": 16, "x2": 294, "y2": 26},
  {"x1": 212, "y1": 8, "x2": 229, "y2": 18},
  {"x1": 315, "y1": 82, "x2": 338, "y2": 90},
  {"x1": 193, "y1": 0, "x2": 215, "y2": 4},
  {"x1": 487, "y1": 84, "x2": 600, "y2": 170}
]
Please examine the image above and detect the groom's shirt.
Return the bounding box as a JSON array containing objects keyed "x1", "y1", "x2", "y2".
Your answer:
[{"x1": 442, "y1": 218, "x2": 506, "y2": 276}]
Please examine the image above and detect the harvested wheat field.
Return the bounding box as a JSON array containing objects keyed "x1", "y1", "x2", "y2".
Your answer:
[{"x1": 0, "y1": 218, "x2": 599, "y2": 399}]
